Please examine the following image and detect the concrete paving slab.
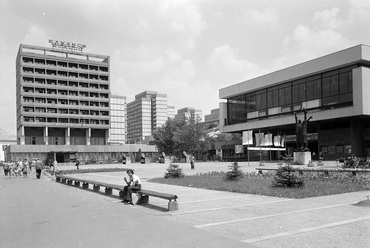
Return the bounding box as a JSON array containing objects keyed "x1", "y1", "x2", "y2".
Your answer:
[
  {"x1": 0, "y1": 174, "x2": 255, "y2": 248},
  {"x1": 16, "y1": 160, "x2": 370, "y2": 248}
]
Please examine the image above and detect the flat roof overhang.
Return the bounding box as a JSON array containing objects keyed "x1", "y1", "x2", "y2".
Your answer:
[{"x1": 220, "y1": 44, "x2": 370, "y2": 99}]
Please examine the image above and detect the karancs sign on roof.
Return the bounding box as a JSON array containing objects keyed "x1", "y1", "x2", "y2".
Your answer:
[{"x1": 49, "y1": 39, "x2": 86, "y2": 52}]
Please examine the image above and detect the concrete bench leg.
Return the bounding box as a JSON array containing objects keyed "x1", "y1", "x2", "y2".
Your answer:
[
  {"x1": 74, "y1": 181, "x2": 80, "y2": 187},
  {"x1": 168, "y1": 200, "x2": 178, "y2": 211},
  {"x1": 67, "y1": 180, "x2": 73, "y2": 185},
  {"x1": 137, "y1": 194, "x2": 149, "y2": 204},
  {"x1": 62, "y1": 178, "x2": 67, "y2": 183},
  {"x1": 119, "y1": 191, "x2": 124, "y2": 199},
  {"x1": 82, "y1": 182, "x2": 89, "y2": 189},
  {"x1": 93, "y1": 185, "x2": 100, "y2": 192},
  {"x1": 105, "y1": 187, "x2": 112, "y2": 195}
]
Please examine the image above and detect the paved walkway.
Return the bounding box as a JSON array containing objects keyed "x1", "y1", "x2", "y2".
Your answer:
[{"x1": 2, "y1": 161, "x2": 370, "y2": 247}]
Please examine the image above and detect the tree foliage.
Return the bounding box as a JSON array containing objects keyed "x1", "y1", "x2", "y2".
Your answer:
[
  {"x1": 153, "y1": 117, "x2": 208, "y2": 157},
  {"x1": 152, "y1": 118, "x2": 184, "y2": 156}
]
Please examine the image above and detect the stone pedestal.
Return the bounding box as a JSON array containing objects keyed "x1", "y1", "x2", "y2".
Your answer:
[{"x1": 294, "y1": 151, "x2": 311, "y2": 165}]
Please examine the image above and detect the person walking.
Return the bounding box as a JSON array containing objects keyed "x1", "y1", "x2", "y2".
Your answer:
[
  {"x1": 75, "y1": 160, "x2": 80, "y2": 170},
  {"x1": 122, "y1": 170, "x2": 141, "y2": 205},
  {"x1": 35, "y1": 158, "x2": 43, "y2": 179},
  {"x1": 22, "y1": 159, "x2": 28, "y2": 177},
  {"x1": 190, "y1": 155, "x2": 195, "y2": 170}
]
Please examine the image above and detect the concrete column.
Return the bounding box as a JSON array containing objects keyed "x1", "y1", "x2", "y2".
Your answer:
[
  {"x1": 86, "y1": 128, "x2": 91, "y2": 145},
  {"x1": 19, "y1": 126, "x2": 25, "y2": 145},
  {"x1": 66, "y1": 127, "x2": 70, "y2": 145},
  {"x1": 351, "y1": 119, "x2": 364, "y2": 157},
  {"x1": 53, "y1": 152, "x2": 57, "y2": 173},
  {"x1": 44, "y1": 127, "x2": 48, "y2": 145}
]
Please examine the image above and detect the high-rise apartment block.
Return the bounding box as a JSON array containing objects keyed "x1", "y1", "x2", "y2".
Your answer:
[
  {"x1": 127, "y1": 91, "x2": 175, "y2": 144},
  {"x1": 16, "y1": 44, "x2": 110, "y2": 145},
  {"x1": 174, "y1": 107, "x2": 203, "y2": 123},
  {"x1": 109, "y1": 95, "x2": 127, "y2": 144}
]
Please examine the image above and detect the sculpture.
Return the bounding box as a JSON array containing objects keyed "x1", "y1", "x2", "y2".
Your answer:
[{"x1": 295, "y1": 109, "x2": 312, "y2": 151}]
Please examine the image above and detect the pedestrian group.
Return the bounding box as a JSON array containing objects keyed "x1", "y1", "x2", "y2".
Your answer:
[{"x1": 1, "y1": 158, "x2": 43, "y2": 179}]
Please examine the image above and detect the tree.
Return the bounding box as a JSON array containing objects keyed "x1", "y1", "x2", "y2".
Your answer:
[
  {"x1": 173, "y1": 116, "x2": 208, "y2": 157},
  {"x1": 152, "y1": 118, "x2": 185, "y2": 156},
  {"x1": 153, "y1": 117, "x2": 208, "y2": 158}
]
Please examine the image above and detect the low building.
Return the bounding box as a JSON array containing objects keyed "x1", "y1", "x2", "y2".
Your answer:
[
  {"x1": 219, "y1": 44, "x2": 370, "y2": 161},
  {"x1": 3, "y1": 144, "x2": 157, "y2": 164},
  {"x1": 0, "y1": 129, "x2": 17, "y2": 161}
]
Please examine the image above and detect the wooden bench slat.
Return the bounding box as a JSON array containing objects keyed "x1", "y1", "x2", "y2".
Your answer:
[{"x1": 138, "y1": 189, "x2": 177, "y2": 200}]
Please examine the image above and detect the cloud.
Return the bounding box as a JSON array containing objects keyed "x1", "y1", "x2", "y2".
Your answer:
[
  {"x1": 348, "y1": 0, "x2": 370, "y2": 25},
  {"x1": 313, "y1": 7, "x2": 344, "y2": 29},
  {"x1": 159, "y1": 0, "x2": 207, "y2": 35},
  {"x1": 207, "y1": 45, "x2": 266, "y2": 85},
  {"x1": 22, "y1": 26, "x2": 49, "y2": 47},
  {"x1": 239, "y1": 7, "x2": 279, "y2": 29}
]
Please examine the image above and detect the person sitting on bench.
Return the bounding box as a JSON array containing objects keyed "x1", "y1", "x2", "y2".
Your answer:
[{"x1": 122, "y1": 170, "x2": 141, "y2": 205}]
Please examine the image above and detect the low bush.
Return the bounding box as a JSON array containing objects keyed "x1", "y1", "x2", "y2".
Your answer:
[
  {"x1": 271, "y1": 165, "x2": 304, "y2": 188},
  {"x1": 164, "y1": 163, "x2": 184, "y2": 178},
  {"x1": 224, "y1": 162, "x2": 244, "y2": 181}
]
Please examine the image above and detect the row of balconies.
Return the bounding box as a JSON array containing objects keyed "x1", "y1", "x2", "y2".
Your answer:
[
  {"x1": 23, "y1": 87, "x2": 109, "y2": 99},
  {"x1": 22, "y1": 107, "x2": 109, "y2": 117},
  {"x1": 22, "y1": 78, "x2": 109, "y2": 91},
  {"x1": 21, "y1": 67, "x2": 109, "y2": 81},
  {"x1": 22, "y1": 97, "x2": 109, "y2": 107},
  {"x1": 22, "y1": 116, "x2": 110, "y2": 125},
  {"x1": 22, "y1": 56, "x2": 109, "y2": 73}
]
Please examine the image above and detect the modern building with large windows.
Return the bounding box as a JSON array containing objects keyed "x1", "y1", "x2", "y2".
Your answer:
[
  {"x1": 127, "y1": 91, "x2": 175, "y2": 144},
  {"x1": 219, "y1": 44, "x2": 370, "y2": 160},
  {"x1": 109, "y1": 95, "x2": 127, "y2": 145}
]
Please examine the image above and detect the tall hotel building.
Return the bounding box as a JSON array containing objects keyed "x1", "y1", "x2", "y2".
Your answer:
[
  {"x1": 16, "y1": 44, "x2": 110, "y2": 146},
  {"x1": 127, "y1": 91, "x2": 173, "y2": 144},
  {"x1": 109, "y1": 95, "x2": 127, "y2": 144}
]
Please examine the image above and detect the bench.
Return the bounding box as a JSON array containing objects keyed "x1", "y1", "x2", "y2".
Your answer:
[
  {"x1": 136, "y1": 189, "x2": 178, "y2": 211},
  {"x1": 255, "y1": 167, "x2": 370, "y2": 176},
  {"x1": 55, "y1": 175, "x2": 178, "y2": 211}
]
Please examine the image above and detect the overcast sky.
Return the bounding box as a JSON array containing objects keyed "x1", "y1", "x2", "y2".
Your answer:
[{"x1": 1, "y1": 0, "x2": 370, "y2": 136}]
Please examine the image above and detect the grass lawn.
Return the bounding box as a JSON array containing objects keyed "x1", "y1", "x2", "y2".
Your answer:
[{"x1": 149, "y1": 171, "x2": 370, "y2": 199}]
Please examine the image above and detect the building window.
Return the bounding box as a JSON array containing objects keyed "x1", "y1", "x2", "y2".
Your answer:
[{"x1": 226, "y1": 65, "x2": 354, "y2": 125}]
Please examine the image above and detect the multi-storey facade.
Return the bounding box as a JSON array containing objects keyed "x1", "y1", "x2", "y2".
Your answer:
[
  {"x1": 167, "y1": 105, "x2": 176, "y2": 120},
  {"x1": 219, "y1": 44, "x2": 370, "y2": 160},
  {"x1": 204, "y1": 108, "x2": 219, "y2": 123},
  {"x1": 16, "y1": 44, "x2": 110, "y2": 146},
  {"x1": 174, "y1": 107, "x2": 203, "y2": 123},
  {"x1": 109, "y1": 95, "x2": 127, "y2": 145},
  {"x1": 127, "y1": 91, "x2": 174, "y2": 144}
]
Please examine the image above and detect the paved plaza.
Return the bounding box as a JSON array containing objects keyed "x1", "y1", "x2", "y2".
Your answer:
[{"x1": 1, "y1": 161, "x2": 370, "y2": 247}]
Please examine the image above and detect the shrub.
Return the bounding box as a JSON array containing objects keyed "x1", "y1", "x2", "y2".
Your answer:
[
  {"x1": 271, "y1": 165, "x2": 304, "y2": 188},
  {"x1": 224, "y1": 162, "x2": 244, "y2": 181},
  {"x1": 164, "y1": 163, "x2": 184, "y2": 178}
]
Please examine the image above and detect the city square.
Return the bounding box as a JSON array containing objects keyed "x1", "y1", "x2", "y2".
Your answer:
[
  {"x1": 2, "y1": 1, "x2": 370, "y2": 247},
  {"x1": 1, "y1": 161, "x2": 370, "y2": 247}
]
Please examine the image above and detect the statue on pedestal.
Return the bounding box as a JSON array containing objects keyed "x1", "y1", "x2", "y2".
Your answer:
[{"x1": 295, "y1": 109, "x2": 312, "y2": 151}]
